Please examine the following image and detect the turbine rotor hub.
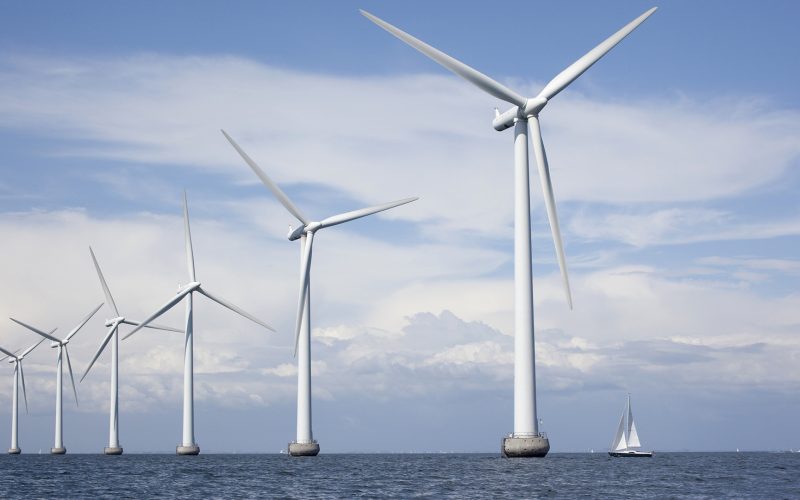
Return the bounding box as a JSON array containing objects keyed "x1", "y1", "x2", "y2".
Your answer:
[
  {"x1": 492, "y1": 97, "x2": 548, "y2": 131},
  {"x1": 522, "y1": 96, "x2": 548, "y2": 117},
  {"x1": 105, "y1": 316, "x2": 125, "y2": 327},
  {"x1": 178, "y1": 282, "x2": 200, "y2": 293}
]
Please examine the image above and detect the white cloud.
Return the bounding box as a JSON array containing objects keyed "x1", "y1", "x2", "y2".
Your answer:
[
  {"x1": 1, "y1": 54, "x2": 799, "y2": 244},
  {"x1": 570, "y1": 207, "x2": 800, "y2": 247}
]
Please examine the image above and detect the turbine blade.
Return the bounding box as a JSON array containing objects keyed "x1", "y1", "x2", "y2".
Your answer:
[
  {"x1": 65, "y1": 347, "x2": 79, "y2": 407},
  {"x1": 20, "y1": 336, "x2": 47, "y2": 359},
  {"x1": 19, "y1": 362, "x2": 28, "y2": 413},
  {"x1": 121, "y1": 286, "x2": 193, "y2": 341},
  {"x1": 529, "y1": 117, "x2": 572, "y2": 309},
  {"x1": 81, "y1": 326, "x2": 117, "y2": 382},
  {"x1": 10, "y1": 318, "x2": 60, "y2": 342},
  {"x1": 143, "y1": 322, "x2": 184, "y2": 333},
  {"x1": 65, "y1": 302, "x2": 104, "y2": 341},
  {"x1": 196, "y1": 287, "x2": 275, "y2": 332},
  {"x1": 183, "y1": 191, "x2": 197, "y2": 282},
  {"x1": 537, "y1": 7, "x2": 657, "y2": 101},
  {"x1": 122, "y1": 319, "x2": 183, "y2": 333},
  {"x1": 0, "y1": 345, "x2": 15, "y2": 359},
  {"x1": 361, "y1": 10, "x2": 528, "y2": 108},
  {"x1": 318, "y1": 197, "x2": 418, "y2": 230},
  {"x1": 294, "y1": 232, "x2": 314, "y2": 357},
  {"x1": 89, "y1": 246, "x2": 119, "y2": 316},
  {"x1": 221, "y1": 130, "x2": 310, "y2": 225}
]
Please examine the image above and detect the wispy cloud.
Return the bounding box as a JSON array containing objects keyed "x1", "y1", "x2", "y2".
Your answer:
[
  {"x1": 570, "y1": 208, "x2": 800, "y2": 247},
  {"x1": 1, "y1": 53, "x2": 799, "y2": 243}
]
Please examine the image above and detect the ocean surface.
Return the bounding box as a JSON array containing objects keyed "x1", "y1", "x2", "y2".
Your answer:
[{"x1": 0, "y1": 452, "x2": 798, "y2": 498}]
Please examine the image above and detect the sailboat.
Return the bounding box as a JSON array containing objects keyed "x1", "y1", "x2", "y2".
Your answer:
[{"x1": 608, "y1": 394, "x2": 653, "y2": 457}]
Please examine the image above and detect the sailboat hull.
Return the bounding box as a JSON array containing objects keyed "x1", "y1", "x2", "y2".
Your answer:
[{"x1": 608, "y1": 450, "x2": 653, "y2": 457}]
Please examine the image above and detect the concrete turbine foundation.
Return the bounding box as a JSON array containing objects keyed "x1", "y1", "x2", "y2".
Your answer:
[
  {"x1": 177, "y1": 444, "x2": 200, "y2": 455},
  {"x1": 51, "y1": 447, "x2": 66, "y2": 455},
  {"x1": 104, "y1": 447, "x2": 123, "y2": 455},
  {"x1": 501, "y1": 434, "x2": 550, "y2": 458},
  {"x1": 8, "y1": 447, "x2": 21, "y2": 454},
  {"x1": 288, "y1": 441, "x2": 320, "y2": 457}
]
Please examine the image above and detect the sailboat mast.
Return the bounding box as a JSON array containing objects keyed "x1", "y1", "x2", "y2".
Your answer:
[{"x1": 627, "y1": 393, "x2": 632, "y2": 445}]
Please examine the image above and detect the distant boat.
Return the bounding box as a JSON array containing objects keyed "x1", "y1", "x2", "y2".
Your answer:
[{"x1": 609, "y1": 394, "x2": 653, "y2": 457}]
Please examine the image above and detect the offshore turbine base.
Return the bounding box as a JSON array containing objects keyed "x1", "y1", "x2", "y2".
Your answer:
[
  {"x1": 288, "y1": 441, "x2": 320, "y2": 456},
  {"x1": 104, "y1": 446, "x2": 123, "y2": 455},
  {"x1": 7, "y1": 447, "x2": 21, "y2": 454},
  {"x1": 176, "y1": 444, "x2": 200, "y2": 455},
  {"x1": 501, "y1": 434, "x2": 550, "y2": 458}
]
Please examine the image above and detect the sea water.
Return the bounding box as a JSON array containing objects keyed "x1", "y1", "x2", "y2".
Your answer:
[{"x1": 1, "y1": 452, "x2": 798, "y2": 498}]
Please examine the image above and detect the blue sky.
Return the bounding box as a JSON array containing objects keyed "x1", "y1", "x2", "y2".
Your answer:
[{"x1": 0, "y1": 1, "x2": 799, "y2": 453}]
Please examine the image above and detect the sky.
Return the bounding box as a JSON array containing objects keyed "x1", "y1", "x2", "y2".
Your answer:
[{"x1": 0, "y1": 0, "x2": 798, "y2": 453}]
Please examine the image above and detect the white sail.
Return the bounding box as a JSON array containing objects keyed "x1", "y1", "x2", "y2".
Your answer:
[
  {"x1": 626, "y1": 395, "x2": 642, "y2": 448},
  {"x1": 627, "y1": 420, "x2": 641, "y2": 449},
  {"x1": 611, "y1": 411, "x2": 628, "y2": 451}
]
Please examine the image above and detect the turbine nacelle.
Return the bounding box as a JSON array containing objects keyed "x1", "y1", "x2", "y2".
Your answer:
[
  {"x1": 104, "y1": 316, "x2": 125, "y2": 328},
  {"x1": 493, "y1": 107, "x2": 520, "y2": 131},
  {"x1": 288, "y1": 225, "x2": 306, "y2": 241},
  {"x1": 492, "y1": 97, "x2": 549, "y2": 131},
  {"x1": 180, "y1": 281, "x2": 202, "y2": 294},
  {"x1": 288, "y1": 222, "x2": 322, "y2": 241}
]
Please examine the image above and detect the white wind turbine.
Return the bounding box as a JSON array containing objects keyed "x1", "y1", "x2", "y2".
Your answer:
[
  {"x1": 362, "y1": 7, "x2": 656, "y2": 457},
  {"x1": 80, "y1": 246, "x2": 183, "y2": 455},
  {"x1": 222, "y1": 129, "x2": 418, "y2": 456},
  {"x1": 0, "y1": 336, "x2": 46, "y2": 454},
  {"x1": 121, "y1": 192, "x2": 274, "y2": 455},
  {"x1": 11, "y1": 303, "x2": 104, "y2": 454}
]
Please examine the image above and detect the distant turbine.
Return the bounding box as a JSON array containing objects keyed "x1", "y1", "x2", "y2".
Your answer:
[
  {"x1": 121, "y1": 192, "x2": 274, "y2": 455},
  {"x1": 362, "y1": 7, "x2": 657, "y2": 457},
  {"x1": 0, "y1": 336, "x2": 47, "y2": 454},
  {"x1": 11, "y1": 303, "x2": 104, "y2": 454},
  {"x1": 80, "y1": 246, "x2": 183, "y2": 455},
  {"x1": 222, "y1": 129, "x2": 418, "y2": 457}
]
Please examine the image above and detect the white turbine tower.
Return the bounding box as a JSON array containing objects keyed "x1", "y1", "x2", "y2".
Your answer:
[
  {"x1": 121, "y1": 192, "x2": 274, "y2": 455},
  {"x1": 222, "y1": 129, "x2": 418, "y2": 457},
  {"x1": 11, "y1": 303, "x2": 104, "y2": 454},
  {"x1": 0, "y1": 336, "x2": 46, "y2": 454},
  {"x1": 362, "y1": 7, "x2": 657, "y2": 457},
  {"x1": 80, "y1": 246, "x2": 183, "y2": 455}
]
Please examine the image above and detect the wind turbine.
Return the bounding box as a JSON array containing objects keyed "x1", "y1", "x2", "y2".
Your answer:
[
  {"x1": 121, "y1": 192, "x2": 274, "y2": 455},
  {"x1": 222, "y1": 129, "x2": 418, "y2": 456},
  {"x1": 80, "y1": 246, "x2": 183, "y2": 455},
  {"x1": 362, "y1": 7, "x2": 657, "y2": 457},
  {"x1": 0, "y1": 336, "x2": 47, "y2": 454},
  {"x1": 11, "y1": 303, "x2": 104, "y2": 454}
]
